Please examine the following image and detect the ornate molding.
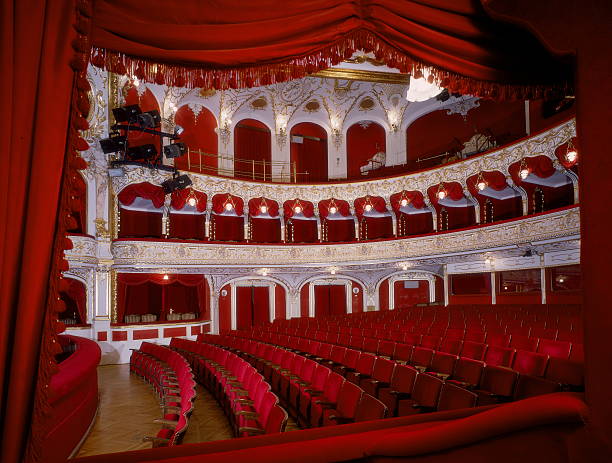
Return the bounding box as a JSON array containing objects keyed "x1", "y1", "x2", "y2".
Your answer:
[
  {"x1": 65, "y1": 235, "x2": 98, "y2": 264},
  {"x1": 110, "y1": 207, "x2": 579, "y2": 266},
  {"x1": 110, "y1": 120, "x2": 576, "y2": 206}
]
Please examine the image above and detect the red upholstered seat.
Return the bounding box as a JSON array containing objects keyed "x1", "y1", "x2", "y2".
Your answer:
[
  {"x1": 428, "y1": 352, "x2": 458, "y2": 378},
  {"x1": 362, "y1": 337, "x2": 379, "y2": 354},
  {"x1": 322, "y1": 381, "x2": 363, "y2": 426},
  {"x1": 297, "y1": 364, "x2": 331, "y2": 427},
  {"x1": 392, "y1": 343, "x2": 413, "y2": 364},
  {"x1": 333, "y1": 349, "x2": 360, "y2": 376},
  {"x1": 437, "y1": 382, "x2": 478, "y2": 411},
  {"x1": 411, "y1": 347, "x2": 434, "y2": 370},
  {"x1": 513, "y1": 375, "x2": 560, "y2": 400},
  {"x1": 484, "y1": 345, "x2": 515, "y2": 367},
  {"x1": 510, "y1": 335, "x2": 539, "y2": 352},
  {"x1": 474, "y1": 365, "x2": 518, "y2": 405},
  {"x1": 512, "y1": 350, "x2": 549, "y2": 377},
  {"x1": 361, "y1": 358, "x2": 395, "y2": 397},
  {"x1": 403, "y1": 333, "x2": 422, "y2": 346},
  {"x1": 396, "y1": 373, "x2": 443, "y2": 416},
  {"x1": 537, "y1": 339, "x2": 572, "y2": 359},
  {"x1": 378, "y1": 364, "x2": 418, "y2": 416},
  {"x1": 346, "y1": 353, "x2": 376, "y2": 384},
  {"x1": 353, "y1": 394, "x2": 388, "y2": 422},
  {"x1": 378, "y1": 340, "x2": 395, "y2": 358},
  {"x1": 309, "y1": 372, "x2": 344, "y2": 427},
  {"x1": 486, "y1": 332, "x2": 511, "y2": 348},
  {"x1": 438, "y1": 337, "x2": 463, "y2": 355},
  {"x1": 448, "y1": 357, "x2": 484, "y2": 389},
  {"x1": 544, "y1": 358, "x2": 584, "y2": 389},
  {"x1": 420, "y1": 335, "x2": 441, "y2": 350},
  {"x1": 569, "y1": 343, "x2": 584, "y2": 362},
  {"x1": 464, "y1": 330, "x2": 487, "y2": 343},
  {"x1": 461, "y1": 341, "x2": 487, "y2": 361}
]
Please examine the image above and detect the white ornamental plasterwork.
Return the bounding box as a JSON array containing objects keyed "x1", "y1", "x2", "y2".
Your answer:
[
  {"x1": 65, "y1": 235, "x2": 98, "y2": 264},
  {"x1": 110, "y1": 207, "x2": 579, "y2": 266},
  {"x1": 110, "y1": 119, "x2": 576, "y2": 207},
  {"x1": 63, "y1": 267, "x2": 94, "y2": 286}
]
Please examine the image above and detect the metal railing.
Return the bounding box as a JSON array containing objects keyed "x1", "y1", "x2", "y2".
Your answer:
[{"x1": 183, "y1": 148, "x2": 310, "y2": 183}]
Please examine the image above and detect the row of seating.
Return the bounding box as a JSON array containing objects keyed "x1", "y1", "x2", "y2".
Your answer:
[
  {"x1": 200, "y1": 334, "x2": 394, "y2": 427},
  {"x1": 202, "y1": 334, "x2": 492, "y2": 423},
  {"x1": 169, "y1": 337, "x2": 288, "y2": 437},
  {"x1": 129, "y1": 342, "x2": 196, "y2": 446},
  {"x1": 225, "y1": 325, "x2": 583, "y2": 406}
]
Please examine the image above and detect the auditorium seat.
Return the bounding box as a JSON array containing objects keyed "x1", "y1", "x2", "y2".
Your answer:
[
  {"x1": 378, "y1": 364, "x2": 418, "y2": 416},
  {"x1": 396, "y1": 373, "x2": 443, "y2": 416},
  {"x1": 512, "y1": 350, "x2": 549, "y2": 377},
  {"x1": 513, "y1": 375, "x2": 561, "y2": 400},
  {"x1": 461, "y1": 341, "x2": 487, "y2": 361},
  {"x1": 297, "y1": 364, "x2": 331, "y2": 426},
  {"x1": 437, "y1": 382, "x2": 478, "y2": 411},
  {"x1": 322, "y1": 381, "x2": 363, "y2": 426},
  {"x1": 410, "y1": 347, "x2": 434, "y2": 371},
  {"x1": 510, "y1": 335, "x2": 539, "y2": 352},
  {"x1": 428, "y1": 352, "x2": 458, "y2": 378},
  {"x1": 486, "y1": 333, "x2": 511, "y2": 348},
  {"x1": 346, "y1": 353, "x2": 376, "y2": 384},
  {"x1": 569, "y1": 343, "x2": 584, "y2": 362},
  {"x1": 448, "y1": 357, "x2": 484, "y2": 389},
  {"x1": 464, "y1": 330, "x2": 487, "y2": 343},
  {"x1": 362, "y1": 337, "x2": 379, "y2": 354},
  {"x1": 360, "y1": 358, "x2": 395, "y2": 397},
  {"x1": 378, "y1": 340, "x2": 395, "y2": 359},
  {"x1": 484, "y1": 345, "x2": 515, "y2": 367},
  {"x1": 333, "y1": 349, "x2": 360, "y2": 376},
  {"x1": 544, "y1": 358, "x2": 584, "y2": 390},
  {"x1": 474, "y1": 365, "x2": 518, "y2": 405},
  {"x1": 537, "y1": 339, "x2": 572, "y2": 359},
  {"x1": 392, "y1": 343, "x2": 413, "y2": 364},
  {"x1": 438, "y1": 337, "x2": 463, "y2": 355},
  {"x1": 309, "y1": 372, "x2": 345, "y2": 427},
  {"x1": 420, "y1": 335, "x2": 442, "y2": 350},
  {"x1": 352, "y1": 394, "x2": 388, "y2": 422}
]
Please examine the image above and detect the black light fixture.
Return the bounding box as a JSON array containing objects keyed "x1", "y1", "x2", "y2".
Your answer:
[
  {"x1": 174, "y1": 125, "x2": 184, "y2": 136},
  {"x1": 163, "y1": 142, "x2": 187, "y2": 159},
  {"x1": 112, "y1": 105, "x2": 142, "y2": 123},
  {"x1": 126, "y1": 144, "x2": 157, "y2": 161},
  {"x1": 135, "y1": 110, "x2": 161, "y2": 128},
  {"x1": 99, "y1": 135, "x2": 127, "y2": 154},
  {"x1": 161, "y1": 174, "x2": 192, "y2": 194}
]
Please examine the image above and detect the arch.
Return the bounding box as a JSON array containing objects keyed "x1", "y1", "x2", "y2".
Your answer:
[
  {"x1": 122, "y1": 85, "x2": 161, "y2": 161},
  {"x1": 173, "y1": 105, "x2": 218, "y2": 174},
  {"x1": 375, "y1": 270, "x2": 442, "y2": 310},
  {"x1": 234, "y1": 118, "x2": 272, "y2": 181},
  {"x1": 346, "y1": 121, "x2": 386, "y2": 180},
  {"x1": 290, "y1": 122, "x2": 328, "y2": 182},
  {"x1": 297, "y1": 274, "x2": 367, "y2": 318}
]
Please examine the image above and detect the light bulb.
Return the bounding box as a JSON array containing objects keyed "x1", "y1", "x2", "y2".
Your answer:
[
  {"x1": 294, "y1": 205, "x2": 302, "y2": 214},
  {"x1": 400, "y1": 199, "x2": 408, "y2": 207},
  {"x1": 485, "y1": 257, "x2": 492, "y2": 265},
  {"x1": 163, "y1": 274, "x2": 169, "y2": 280},
  {"x1": 477, "y1": 181, "x2": 487, "y2": 191},
  {"x1": 365, "y1": 204, "x2": 372, "y2": 212},
  {"x1": 187, "y1": 197, "x2": 197, "y2": 207},
  {"x1": 225, "y1": 203, "x2": 233, "y2": 211},
  {"x1": 437, "y1": 190, "x2": 446, "y2": 200},
  {"x1": 260, "y1": 205, "x2": 267, "y2": 213},
  {"x1": 330, "y1": 269, "x2": 336, "y2": 275},
  {"x1": 566, "y1": 149, "x2": 577, "y2": 162},
  {"x1": 329, "y1": 206, "x2": 337, "y2": 214},
  {"x1": 133, "y1": 77, "x2": 140, "y2": 87},
  {"x1": 402, "y1": 265, "x2": 408, "y2": 271},
  {"x1": 519, "y1": 168, "x2": 529, "y2": 180}
]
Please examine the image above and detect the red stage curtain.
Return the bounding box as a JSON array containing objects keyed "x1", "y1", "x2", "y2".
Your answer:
[
  {"x1": 0, "y1": 1, "x2": 86, "y2": 461},
  {"x1": 173, "y1": 105, "x2": 218, "y2": 173},
  {"x1": 290, "y1": 123, "x2": 328, "y2": 182},
  {"x1": 116, "y1": 273, "x2": 208, "y2": 323},
  {"x1": 554, "y1": 137, "x2": 579, "y2": 169},
  {"x1": 394, "y1": 280, "x2": 429, "y2": 308},
  {"x1": 168, "y1": 213, "x2": 206, "y2": 240},
  {"x1": 234, "y1": 120, "x2": 271, "y2": 181},
  {"x1": 66, "y1": 173, "x2": 87, "y2": 234},
  {"x1": 346, "y1": 122, "x2": 386, "y2": 179},
  {"x1": 119, "y1": 208, "x2": 163, "y2": 238},
  {"x1": 90, "y1": 1, "x2": 572, "y2": 98},
  {"x1": 59, "y1": 279, "x2": 87, "y2": 325}
]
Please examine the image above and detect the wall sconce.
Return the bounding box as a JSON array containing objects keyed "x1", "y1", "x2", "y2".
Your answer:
[
  {"x1": 476, "y1": 172, "x2": 487, "y2": 191},
  {"x1": 519, "y1": 158, "x2": 530, "y2": 180},
  {"x1": 565, "y1": 139, "x2": 578, "y2": 163},
  {"x1": 437, "y1": 183, "x2": 447, "y2": 200}
]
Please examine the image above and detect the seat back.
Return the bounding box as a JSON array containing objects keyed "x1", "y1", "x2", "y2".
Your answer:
[
  {"x1": 264, "y1": 404, "x2": 289, "y2": 434},
  {"x1": 354, "y1": 394, "x2": 388, "y2": 421},
  {"x1": 510, "y1": 335, "x2": 539, "y2": 352},
  {"x1": 437, "y1": 382, "x2": 478, "y2": 411},
  {"x1": 343, "y1": 349, "x2": 361, "y2": 370},
  {"x1": 317, "y1": 342, "x2": 333, "y2": 360},
  {"x1": 429, "y1": 352, "x2": 458, "y2": 376},
  {"x1": 420, "y1": 335, "x2": 441, "y2": 350},
  {"x1": 355, "y1": 352, "x2": 376, "y2": 376},
  {"x1": 390, "y1": 364, "x2": 418, "y2": 394},
  {"x1": 392, "y1": 343, "x2": 413, "y2": 363},
  {"x1": 411, "y1": 373, "x2": 443, "y2": 407},
  {"x1": 323, "y1": 372, "x2": 345, "y2": 402},
  {"x1": 372, "y1": 358, "x2": 395, "y2": 383},
  {"x1": 484, "y1": 345, "x2": 515, "y2": 367},
  {"x1": 452, "y1": 358, "x2": 484, "y2": 386},
  {"x1": 329, "y1": 345, "x2": 346, "y2": 363},
  {"x1": 544, "y1": 358, "x2": 584, "y2": 388},
  {"x1": 336, "y1": 381, "x2": 363, "y2": 418},
  {"x1": 537, "y1": 339, "x2": 572, "y2": 359},
  {"x1": 378, "y1": 340, "x2": 395, "y2": 358},
  {"x1": 512, "y1": 350, "x2": 548, "y2": 377},
  {"x1": 486, "y1": 333, "x2": 511, "y2": 348},
  {"x1": 479, "y1": 365, "x2": 518, "y2": 397},
  {"x1": 438, "y1": 338, "x2": 463, "y2": 355},
  {"x1": 362, "y1": 337, "x2": 379, "y2": 354},
  {"x1": 464, "y1": 330, "x2": 486, "y2": 343},
  {"x1": 411, "y1": 347, "x2": 434, "y2": 369},
  {"x1": 461, "y1": 341, "x2": 486, "y2": 361},
  {"x1": 513, "y1": 375, "x2": 560, "y2": 400}
]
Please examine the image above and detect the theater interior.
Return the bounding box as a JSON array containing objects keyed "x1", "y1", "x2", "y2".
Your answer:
[{"x1": 2, "y1": 1, "x2": 612, "y2": 463}]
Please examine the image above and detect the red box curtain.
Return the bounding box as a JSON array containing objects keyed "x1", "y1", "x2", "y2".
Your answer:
[
  {"x1": 59, "y1": 278, "x2": 87, "y2": 324},
  {"x1": 116, "y1": 273, "x2": 208, "y2": 324}
]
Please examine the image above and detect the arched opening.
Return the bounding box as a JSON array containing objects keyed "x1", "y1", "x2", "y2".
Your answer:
[
  {"x1": 290, "y1": 122, "x2": 328, "y2": 182},
  {"x1": 173, "y1": 105, "x2": 218, "y2": 174},
  {"x1": 117, "y1": 182, "x2": 165, "y2": 238},
  {"x1": 235, "y1": 282, "x2": 272, "y2": 329},
  {"x1": 59, "y1": 278, "x2": 87, "y2": 326},
  {"x1": 346, "y1": 121, "x2": 386, "y2": 180},
  {"x1": 234, "y1": 119, "x2": 271, "y2": 181},
  {"x1": 313, "y1": 282, "x2": 347, "y2": 317}
]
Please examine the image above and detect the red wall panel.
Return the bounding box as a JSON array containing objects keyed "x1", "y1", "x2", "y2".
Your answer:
[
  {"x1": 449, "y1": 273, "x2": 492, "y2": 305},
  {"x1": 393, "y1": 280, "x2": 429, "y2": 308},
  {"x1": 496, "y1": 269, "x2": 542, "y2": 304},
  {"x1": 275, "y1": 284, "x2": 286, "y2": 320},
  {"x1": 219, "y1": 284, "x2": 232, "y2": 332},
  {"x1": 234, "y1": 119, "x2": 271, "y2": 180},
  {"x1": 290, "y1": 122, "x2": 328, "y2": 182},
  {"x1": 163, "y1": 327, "x2": 187, "y2": 338},
  {"x1": 351, "y1": 282, "x2": 363, "y2": 313},
  {"x1": 111, "y1": 331, "x2": 127, "y2": 341},
  {"x1": 97, "y1": 331, "x2": 107, "y2": 342},
  {"x1": 133, "y1": 329, "x2": 159, "y2": 340},
  {"x1": 300, "y1": 284, "x2": 310, "y2": 318},
  {"x1": 190, "y1": 325, "x2": 201, "y2": 336},
  {"x1": 173, "y1": 105, "x2": 218, "y2": 173},
  {"x1": 378, "y1": 279, "x2": 389, "y2": 311}
]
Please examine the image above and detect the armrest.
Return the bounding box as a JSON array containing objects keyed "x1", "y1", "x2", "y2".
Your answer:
[
  {"x1": 154, "y1": 418, "x2": 178, "y2": 428},
  {"x1": 328, "y1": 415, "x2": 354, "y2": 425},
  {"x1": 235, "y1": 411, "x2": 259, "y2": 419},
  {"x1": 389, "y1": 391, "x2": 412, "y2": 399},
  {"x1": 238, "y1": 427, "x2": 265, "y2": 435},
  {"x1": 234, "y1": 399, "x2": 254, "y2": 405},
  {"x1": 163, "y1": 406, "x2": 182, "y2": 413},
  {"x1": 314, "y1": 400, "x2": 336, "y2": 407}
]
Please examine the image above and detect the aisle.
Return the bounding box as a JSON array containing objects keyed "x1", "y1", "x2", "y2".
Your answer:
[{"x1": 75, "y1": 364, "x2": 233, "y2": 457}]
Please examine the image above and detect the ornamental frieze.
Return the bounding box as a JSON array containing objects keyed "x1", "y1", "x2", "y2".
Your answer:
[
  {"x1": 109, "y1": 207, "x2": 579, "y2": 266},
  {"x1": 110, "y1": 119, "x2": 575, "y2": 205}
]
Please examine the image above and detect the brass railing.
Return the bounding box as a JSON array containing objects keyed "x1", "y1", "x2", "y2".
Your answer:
[{"x1": 183, "y1": 148, "x2": 310, "y2": 183}]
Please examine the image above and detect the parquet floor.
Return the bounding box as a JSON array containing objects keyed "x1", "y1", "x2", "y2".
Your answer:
[{"x1": 75, "y1": 364, "x2": 299, "y2": 457}]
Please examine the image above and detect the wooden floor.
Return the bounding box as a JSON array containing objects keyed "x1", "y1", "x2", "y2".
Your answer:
[{"x1": 76, "y1": 364, "x2": 299, "y2": 457}]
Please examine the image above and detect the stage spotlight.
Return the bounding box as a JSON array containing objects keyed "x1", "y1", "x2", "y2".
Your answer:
[
  {"x1": 126, "y1": 144, "x2": 157, "y2": 161},
  {"x1": 112, "y1": 105, "x2": 141, "y2": 123},
  {"x1": 435, "y1": 89, "x2": 450, "y2": 102},
  {"x1": 135, "y1": 110, "x2": 161, "y2": 128},
  {"x1": 99, "y1": 135, "x2": 127, "y2": 154},
  {"x1": 163, "y1": 143, "x2": 187, "y2": 159},
  {"x1": 161, "y1": 174, "x2": 192, "y2": 194},
  {"x1": 174, "y1": 125, "x2": 184, "y2": 136}
]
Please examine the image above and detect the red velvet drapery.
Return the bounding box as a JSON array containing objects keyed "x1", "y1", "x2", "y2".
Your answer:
[
  {"x1": 390, "y1": 191, "x2": 432, "y2": 236},
  {"x1": 234, "y1": 120, "x2": 272, "y2": 181},
  {"x1": 390, "y1": 191, "x2": 426, "y2": 210},
  {"x1": 508, "y1": 155, "x2": 557, "y2": 184},
  {"x1": 116, "y1": 273, "x2": 208, "y2": 324},
  {"x1": 171, "y1": 189, "x2": 207, "y2": 212},
  {"x1": 90, "y1": 0, "x2": 572, "y2": 99},
  {"x1": 284, "y1": 199, "x2": 318, "y2": 242},
  {"x1": 354, "y1": 195, "x2": 393, "y2": 240},
  {"x1": 248, "y1": 198, "x2": 281, "y2": 243},
  {"x1": 314, "y1": 285, "x2": 346, "y2": 317},
  {"x1": 0, "y1": 1, "x2": 88, "y2": 461},
  {"x1": 169, "y1": 189, "x2": 207, "y2": 240},
  {"x1": 210, "y1": 194, "x2": 244, "y2": 241},
  {"x1": 117, "y1": 182, "x2": 165, "y2": 208},
  {"x1": 236, "y1": 286, "x2": 270, "y2": 329}
]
